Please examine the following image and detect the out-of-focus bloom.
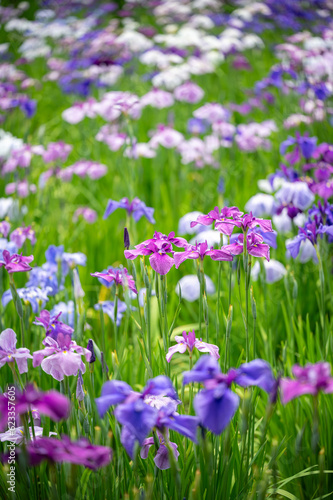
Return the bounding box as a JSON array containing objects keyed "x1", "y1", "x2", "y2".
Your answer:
[
  {"x1": 174, "y1": 81, "x2": 204, "y2": 103},
  {"x1": 178, "y1": 211, "x2": 208, "y2": 235},
  {"x1": 193, "y1": 103, "x2": 230, "y2": 123},
  {"x1": 27, "y1": 436, "x2": 112, "y2": 469},
  {"x1": 183, "y1": 356, "x2": 276, "y2": 434},
  {"x1": 94, "y1": 300, "x2": 135, "y2": 326},
  {"x1": 33, "y1": 336, "x2": 91, "y2": 382},
  {"x1": 91, "y1": 267, "x2": 137, "y2": 294},
  {"x1": 141, "y1": 88, "x2": 174, "y2": 109},
  {"x1": 40, "y1": 141, "x2": 72, "y2": 164},
  {"x1": 104, "y1": 197, "x2": 155, "y2": 224},
  {"x1": 280, "y1": 132, "x2": 317, "y2": 164},
  {"x1": 0, "y1": 385, "x2": 71, "y2": 431},
  {"x1": 0, "y1": 249, "x2": 33, "y2": 273},
  {"x1": 0, "y1": 221, "x2": 10, "y2": 238},
  {"x1": 166, "y1": 330, "x2": 219, "y2": 362},
  {"x1": 251, "y1": 259, "x2": 287, "y2": 283},
  {"x1": 0, "y1": 426, "x2": 56, "y2": 444},
  {"x1": 10, "y1": 226, "x2": 36, "y2": 249},
  {"x1": 50, "y1": 301, "x2": 76, "y2": 329},
  {"x1": 73, "y1": 207, "x2": 97, "y2": 224},
  {"x1": 2, "y1": 286, "x2": 50, "y2": 313},
  {"x1": 0, "y1": 328, "x2": 32, "y2": 373},
  {"x1": 175, "y1": 274, "x2": 215, "y2": 302},
  {"x1": 280, "y1": 362, "x2": 333, "y2": 404}
]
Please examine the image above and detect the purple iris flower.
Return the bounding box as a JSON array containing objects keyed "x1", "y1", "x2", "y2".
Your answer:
[
  {"x1": 104, "y1": 197, "x2": 155, "y2": 224},
  {"x1": 280, "y1": 133, "x2": 317, "y2": 164},
  {"x1": 26, "y1": 265, "x2": 60, "y2": 296},
  {"x1": 0, "y1": 249, "x2": 33, "y2": 273},
  {"x1": 33, "y1": 310, "x2": 74, "y2": 341},
  {"x1": 166, "y1": 330, "x2": 220, "y2": 362},
  {"x1": 275, "y1": 182, "x2": 315, "y2": 216},
  {"x1": 0, "y1": 328, "x2": 32, "y2": 374},
  {"x1": 280, "y1": 362, "x2": 333, "y2": 404},
  {"x1": 183, "y1": 356, "x2": 275, "y2": 434},
  {"x1": 223, "y1": 232, "x2": 270, "y2": 261},
  {"x1": 96, "y1": 376, "x2": 198, "y2": 457},
  {"x1": 286, "y1": 219, "x2": 333, "y2": 259},
  {"x1": 27, "y1": 436, "x2": 112, "y2": 470},
  {"x1": 33, "y1": 336, "x2": 91, "y2": 382},
  {"x1": 0, "y1": 221, "x2": 10, "y2": 238},
  {"x1": 91, "y1": 267, "x2": 137, "y2": 294},
  {"x1": 141, "y1": 430, "x2": 179, "y2": 470},
  {"x1": 174, "y1": 241, "x2": 233, "y2": 268},
  {"x1": 190, "y1": 206, "x2": 243, "y2": 236},
  {"x1": 0, "y1": 385, "x2": 71, "y2": 431}
]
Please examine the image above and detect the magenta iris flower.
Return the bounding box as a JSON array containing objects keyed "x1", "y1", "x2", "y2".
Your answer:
[
  {"x1": 223, "y1": 232, "x2": 271, "y2": 261},
  {"x1": 0, "y1": 385, "x2": 71, "y2": 431},
  {"x1": 27, "y1": 436, "x2": 112, "y2": 470},
  {"x1": 104, "y1": 197, "x2": 155, "y2": 224},
  {"x1": 125, "y1": 231, "x2": 187, "y2": 275},
  {"x1": 183, "y1": 356, "x2": 275, "y2": 434},
  {"x1": 91, "y1": 267, "x2": 137, "y2": 294},
  {"x1": 33, "y1": 335, "x2": 91, "y2": 382},
  {"x1": 0, "y1": 249, "x2": 33, "y2": 273},
  {"x1": 280, "y1": 362, "x2": 333, "y2": 404},
  {"x1": 166, "y1": 330, "x2": 220, "y2": 362},
  {"x1": 174, "y1": 240, "x2": 233, "y2": 268},
  {"x1": 190, "y1": 206, "x2": 243, "y2": 236},
  {"x1": 0, "y1": 328, "x2": 32, "y2": 374}
]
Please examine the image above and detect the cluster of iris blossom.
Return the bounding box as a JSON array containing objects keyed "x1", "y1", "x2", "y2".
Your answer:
[{"x1": 123, "y1": 208, "x2": 273, "y2": 276}]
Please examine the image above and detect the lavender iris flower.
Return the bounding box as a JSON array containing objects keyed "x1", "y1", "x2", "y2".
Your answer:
[
  {"x1": 166, "y1": 330, "x2": 220, "y2": 362},
  {"x1": 286, "y1": 219, "x2": 333, "y2": 259},
  {"x1": 0, "y1": 328, "x2": 32, "y2": 374},
  {"x1": 183, "y1": 356, "x2": 275, "y2": 434},
  {"x1": 0, "y1": 221, "x2": 10, "y2": 238},
  {"x1": 280, "y1": 362, "x2": 333, "y2": 404},
  {"x1": 2, "y1": 286, "x2": 50, "y2": 313},
  {"x1": 33, "y1": 335, "x2": 91, "y2": 382},
  {"x1": 10, "y1": 226, "x2": 36, "y2": 249},
  {"x1": 104, "y1": 197, "x2": 155, "y2": 224},
  {"x1": 0, "y1": 426, "x2": 56, "y2": 444}
]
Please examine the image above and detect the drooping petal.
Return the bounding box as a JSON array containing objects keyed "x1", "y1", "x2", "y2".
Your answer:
[{"x1": 193, "y1": 387, "x2": 239, "y2": 435}]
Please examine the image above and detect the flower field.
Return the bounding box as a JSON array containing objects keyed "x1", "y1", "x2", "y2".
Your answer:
[{"x1": 0, "y1": 1, "x2": 333, "y2": 498}]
